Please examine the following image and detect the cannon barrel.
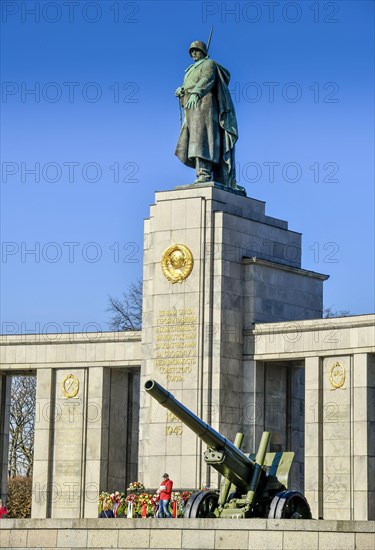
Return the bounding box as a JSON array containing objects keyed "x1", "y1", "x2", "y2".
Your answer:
[
  {"x1": 145, "y1": 379, "x2": 309, "y2": 519},
  {"x1": 145, "y1": 379, "x2": 256, "y2": 489}
]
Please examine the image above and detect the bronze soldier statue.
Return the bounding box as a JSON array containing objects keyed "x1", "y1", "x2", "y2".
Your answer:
[{"x1": 175, "y1": 40, "x2": 241, "y2": 192}]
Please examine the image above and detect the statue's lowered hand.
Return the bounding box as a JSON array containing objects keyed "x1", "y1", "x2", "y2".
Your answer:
[
  {"x1": 175, "y1": 87, "x2": 185, "y2": 97},
  {"x1": 185, "y1": 93, "x2": 199, "y2": 109}
]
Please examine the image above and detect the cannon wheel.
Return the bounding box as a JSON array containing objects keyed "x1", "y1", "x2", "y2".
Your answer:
[
  {"x1": 183, "y1": 490, "x2": 219, "y2": 518},
  {"x1": 268, "y1": 490, "x2": 312, "y2": 519}
]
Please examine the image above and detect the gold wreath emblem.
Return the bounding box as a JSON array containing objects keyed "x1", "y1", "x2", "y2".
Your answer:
[
  {"x1": 161, "y1": 244, "x2": 194, "y2": 284},
  {"x1": 329, "y1": 361, "x2": 346, "y2": 390},
  {"x1": 62, "y1": 374, "x2": 80, "y2": 398}
]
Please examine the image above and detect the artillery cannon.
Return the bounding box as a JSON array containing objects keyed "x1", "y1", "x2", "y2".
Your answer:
[{"x1": 145, "y1": 379, "x2": 312, "y2": 519}]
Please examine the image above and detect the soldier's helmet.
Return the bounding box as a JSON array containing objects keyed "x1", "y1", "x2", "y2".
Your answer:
[{"x1": 189, "y1": 40, "x2": 208, "y2": 57}]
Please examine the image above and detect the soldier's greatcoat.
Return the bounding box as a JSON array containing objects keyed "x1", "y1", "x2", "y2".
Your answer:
[{"x1": 175, "y1": 57, "x2": 238, "y2": 186}]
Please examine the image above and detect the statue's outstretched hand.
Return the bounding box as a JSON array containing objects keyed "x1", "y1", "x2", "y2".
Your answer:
[
  {"x1": 185, "y1": 93, "x2": 199, "y2": 109},
  {"x1": 175, "y1": 87, "x2": 184, "y2": 97}
]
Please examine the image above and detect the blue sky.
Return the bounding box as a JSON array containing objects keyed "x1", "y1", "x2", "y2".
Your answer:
[{"x1": 1, "y1": 0, "x2": 374, "y2": 334}]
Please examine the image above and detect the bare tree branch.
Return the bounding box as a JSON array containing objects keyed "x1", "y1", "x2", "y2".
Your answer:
[
  {"x1": 107, "y1": 279, "x2": 143, "y2": 332},
  {"x1": 8, "y1": 376, "x2": 36, "y2": 478},
  {"x1": 323, "y1": 306, "x2": 351, "y2": 318}
]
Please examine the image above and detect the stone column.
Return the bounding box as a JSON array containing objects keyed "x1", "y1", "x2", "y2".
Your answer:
[
  {"x1": 367, "y1": 353, "x2": 375, "y2": 520},
  {"x1": 304, "y1": 356, "x2": 322, "y2": 519},
  {"x1": 32, "y1": 369, "x2": 53, "y2": 518},
  {"x1": 322, "y1": 355, "x2": 352, "y2": 520},
  {"x1": 241, "y1": 358, "x2": 265, "y2": 453},
  {"x1": 352, "y1": 353, "x2": 374, "y2": 520},
  {"x1": 0, "y1": 374, "x2": 11, "y2": 503},
  {"x1": 83, "y1": 367, "x2": 109, "y2": 518}
]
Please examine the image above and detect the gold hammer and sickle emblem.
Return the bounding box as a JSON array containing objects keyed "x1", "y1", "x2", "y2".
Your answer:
[
  {"x1": 62, "y1": 374, "x2": 80, "y2": 398},
  {"x1": 329, "y1": 362, "x2": 346, "y2": 390}
]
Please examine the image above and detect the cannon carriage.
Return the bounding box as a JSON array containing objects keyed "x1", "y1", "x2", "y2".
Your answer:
[{"x1": 145, "y1": 379, "x2": 312, "y2": 519}]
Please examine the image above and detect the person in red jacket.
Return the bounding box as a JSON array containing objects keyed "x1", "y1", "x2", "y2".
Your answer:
[
  {"x1": 157, "y1": 473, "x2": 173, "y2": 518},
  {"x1": 0, "y1": 499, "x2": 8, "y2": 519}
]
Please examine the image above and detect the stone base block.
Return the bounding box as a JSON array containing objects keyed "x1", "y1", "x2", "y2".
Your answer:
[{"x1": 1, "y1": 518, "x2": 374, "y2": 550}]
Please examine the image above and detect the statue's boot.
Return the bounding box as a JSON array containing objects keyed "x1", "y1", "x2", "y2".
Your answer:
[{"x1": 194, "y1": 158, "x2": 212, "y2": 184}]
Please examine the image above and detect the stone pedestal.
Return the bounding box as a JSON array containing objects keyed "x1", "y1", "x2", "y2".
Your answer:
[{"x1": 139, "y1": 185, "x2": 326, "y2": 489}]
